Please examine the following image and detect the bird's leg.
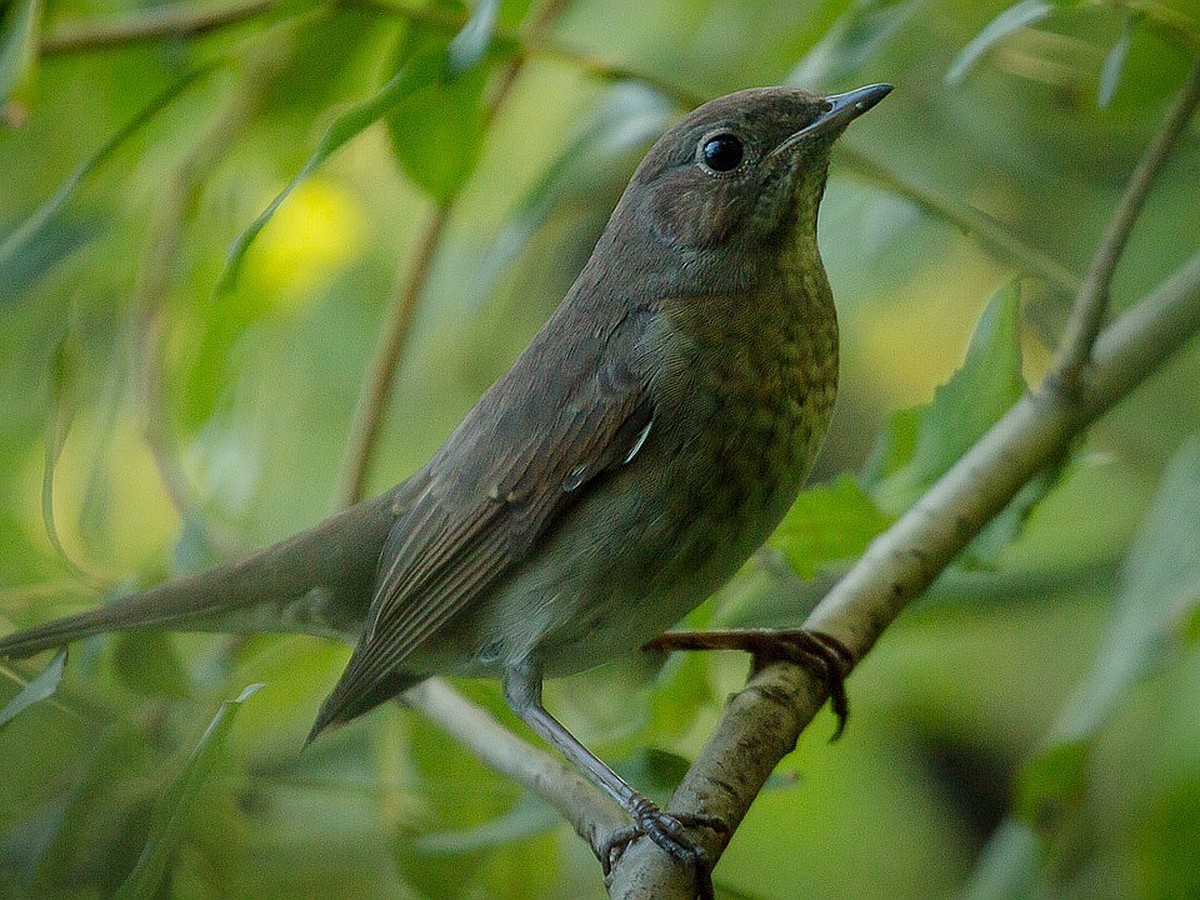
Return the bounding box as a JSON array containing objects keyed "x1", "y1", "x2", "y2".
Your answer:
[
  {"x1": 502, "y1": 658, "x2": 725, "y2": 898},
  {"x1": 644, "y1": 628, "x2": 854, "y2": 739}
]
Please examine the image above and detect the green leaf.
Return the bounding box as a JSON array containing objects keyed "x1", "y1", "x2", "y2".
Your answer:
[
  {"x1": 385, "y1": 33, "x2": 490, "y2": 205},
  {"x1": 114, "y1": 684, "x2": 262, "y2": 900},
  {"x1": 1098, "y1": 12, "x2": 1140, "y2": 108},
  {"x1": 946, "y1": 0, "x2": 1056, "y2": 84},
  {"x1": 0, "y1": 0, "x2": 41, "y2": 113},
  {"x1": 112, "y1": 632, "x2": 192, "y2": 700},
  {"x1": 769, "y1": 475, "x2": 893, "y2": 579},
  {"x1": 1013, "y1": 739, "x2": 1088, "y2": 826},
  {"x1": 0, "y1": 649, "x2": 66, "y2": 730},
  {"x1": 872, "y1": 281, "x2": 1024, "y2": 512},
  {"x1": 220, "y1": 0, "x2": 504, "y2": 288},
  {"x1": 41, "y1": 323, "x2": 89, "y2": 579},
  {"x1": 472, "y1": 81, "x2": 675, "y2": 302},
  {"x1": 0, "y1": 63, "x2": 215, "y2": 284}
]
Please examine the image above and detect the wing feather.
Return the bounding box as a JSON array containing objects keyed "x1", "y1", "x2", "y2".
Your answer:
[{"x1": 311, "y1": 300, "x2": 655, "y2": 735}]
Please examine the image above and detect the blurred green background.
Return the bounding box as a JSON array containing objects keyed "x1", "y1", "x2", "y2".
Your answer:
[{"x1": 1, "y1": 0, "x2": 1199, "y2": 897}]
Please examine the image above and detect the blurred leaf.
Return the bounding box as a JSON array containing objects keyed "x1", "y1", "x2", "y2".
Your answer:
[
  {"x1": 114, "y1": 683, "x2": 262, "y2": 900},
  {"x1": 0, "y1": 64, "x2": 215, "y2": 292},
  {"x1": 871, "y1": 281, "x2": 1024, "y2": 513},
  {"x1": 473, "y1": 81, "x2": 675, "y2": 302},
  {"x1": 612, "y1": 747, "x2": 693, "y2": 800},
  {"x1": 1133, "y1": 778, "x2": 1200, "y2": 899},
  {"x1": 1098, "y1": 12, "x2": 1140, "y2": 108},
  {"x1": 41, "y1": 325, "x2": 88, "y2": 578},
  {"x1": 1013, "y1": 739, "x2": 1087, "y2": 825},
  {"x1": 1055, "y1": 433, "x2": 1200, "y2": 740},
  {"x1": 220, "y1": 0, "x2": 502, "y2": 287},
  {"x1": 385, "y1": 13, "x2": 492, "y2": 205},
  {"x1": 647, "y1": 649, "x2": 716, "y2": 739},
  {"x1": 112, "y1": 632, "x2": 192, "y2": 700},
  {"x1": 447, "y1": 0, "x2": 498, "y2": 75},
  {"x1": 946, "y1": 0, "x2": 1057, "y2": 84},
  {"x1": 789, "y1": 0, "x2": 928, "y2": 88},
  {"x1": 861, "y1": 405, "x2": 920, "y2": 486},
  {"x1": 769, "y1": 476, "x2": 893, "y2": 579},
  {"x1": 0, "y1": 648, "x2": 65, "y2": 730},
  {"x1": 0, "y1": 0, "x2": 40, "y2": 115}
]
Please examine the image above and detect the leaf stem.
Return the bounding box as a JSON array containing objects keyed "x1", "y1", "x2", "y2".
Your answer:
[{"x1": 41, "y1": 0, "x2": 277, "y2": 55}]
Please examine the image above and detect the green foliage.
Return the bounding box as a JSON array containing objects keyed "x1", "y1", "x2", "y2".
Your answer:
[
  {"x1": 0, "y1": 649, "x2": 65, "y2": 731},
  {"x1": 1, "y1": 0, "x2": 1198, "y2": 897},
  {"x1": 115, "y1": 683, "x2": 261, "y2": 900},
  {"x1": 0, "y1": 0, "x2": 40, "y2": 110},
  {"x1": 769, "y1": 475, "x2": 892, "y2": 579},
  {"x1": 869, "y1": 281, "x2": 1024, "y2": 511}
]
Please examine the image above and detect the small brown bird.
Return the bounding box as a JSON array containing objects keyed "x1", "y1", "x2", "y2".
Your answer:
[{"x1": 1, "y1": 83, "x2": 890, "y2": 893}]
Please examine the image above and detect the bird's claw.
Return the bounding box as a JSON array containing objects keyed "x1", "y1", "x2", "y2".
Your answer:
[
  {"x1": 598, "y1": 796, "x2": 727, "y2": 899},
  {"x1": 747, "y1": 629, "x2": 854, "y2": 740},
  {"x1": 645, "y1": 627, "x2": 854, "y2": 739}
]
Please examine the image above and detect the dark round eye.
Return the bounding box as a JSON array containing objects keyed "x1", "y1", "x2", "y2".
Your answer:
[{"x1": 700, "y1": 134, "x2": 743, "y2": 172}]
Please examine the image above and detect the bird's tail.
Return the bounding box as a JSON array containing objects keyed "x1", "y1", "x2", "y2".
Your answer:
[{"x1": 0, "y1": 490, "x2": 399, "y2": 659}]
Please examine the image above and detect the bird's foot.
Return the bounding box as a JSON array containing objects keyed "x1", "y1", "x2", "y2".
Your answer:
[
  {"x1": 598, "y1": 795, "x2": 727, "y2": 899},
  {"x1": 645, "y1": 627, "x2": 854, "y2": 739}
]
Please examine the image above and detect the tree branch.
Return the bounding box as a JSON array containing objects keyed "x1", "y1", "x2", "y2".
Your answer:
[{"x1": 1052, "y1": 55, "x2": 1200, "y2": 389}]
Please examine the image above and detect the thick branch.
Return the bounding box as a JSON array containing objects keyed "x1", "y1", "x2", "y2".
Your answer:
[{"x1": 609, "y1": 248, "x2": 1200, "y2": 896}]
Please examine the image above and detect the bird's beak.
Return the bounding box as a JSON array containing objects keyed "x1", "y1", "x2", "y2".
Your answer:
[{"x1": 768, "y1": 83, "x2": 892, "y2": 160}]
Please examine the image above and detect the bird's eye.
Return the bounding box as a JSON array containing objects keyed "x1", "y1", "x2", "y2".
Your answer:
[{"x1": 699, "y1": 134, "x2": 744, "y2": 173}]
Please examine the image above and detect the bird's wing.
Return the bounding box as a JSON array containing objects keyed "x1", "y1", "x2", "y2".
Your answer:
[{"x1": 312, "y1": 301, "x2": 655, "y2": 731}]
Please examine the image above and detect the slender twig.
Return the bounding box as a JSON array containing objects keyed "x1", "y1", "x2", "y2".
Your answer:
[
  {"x1": 41, "y1": 0, "x2": 277, "y2": 55},
  {"x1": 1052, "y1": 56, "x2": 1200, "y2": 389},
  {"x1": 336, "y1": 206, "x2": 448, "y2": 506},
  {"x1": 405, "y1": 679, "x2": 628, "y2": 847}
]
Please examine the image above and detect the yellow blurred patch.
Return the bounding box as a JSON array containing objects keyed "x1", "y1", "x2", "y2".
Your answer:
[{"x1": 245, "y1": 178, "x2": 365, "y2": 306}]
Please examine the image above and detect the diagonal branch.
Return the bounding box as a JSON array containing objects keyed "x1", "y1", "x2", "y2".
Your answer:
[{"x1": 1052, "y1": 55, "x2": 1200, "y2": 389}]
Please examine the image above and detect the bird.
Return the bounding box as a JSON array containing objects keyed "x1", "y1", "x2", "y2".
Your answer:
[{"x1": 0, "y1": 82, "x2": 890, "y2": 895}]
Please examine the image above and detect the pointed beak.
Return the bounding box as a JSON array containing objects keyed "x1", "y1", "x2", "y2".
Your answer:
[{"x1": 768, "y1": 83, "x2": 892, "y2": 159}]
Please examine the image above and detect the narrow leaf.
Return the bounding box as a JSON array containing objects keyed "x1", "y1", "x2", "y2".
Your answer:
[
  {"x1": 1055, "y1": 434, "x2": 1200, "y2": 741},
  {"x1": 0, "y1": 63, "x2": 215, "y2": 278},
  {"x1": 0, "y1": 649, "x2": 66, "y2": 730},
  {"x1": 946, "y1": 0, "x2": 1055, "y2": 84},
  {"x1": 41, "y1": 324, "x2": 89, "y2": 579},
  {"x1": 1098, "y1": 12, "x2": 1140, "y2": 108},
  {"x1": 114, "y1": 684, "x2": 263, "y2": 900},
  {"x1": 0, "y1": 0, "x2": 41, "y2": 113},
  {"x1": 447, "y1": 0, "x2": 498, "y2": 75},
  {"x1": 790, "y1": 0, "x2": 928, "y2": 88}
]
